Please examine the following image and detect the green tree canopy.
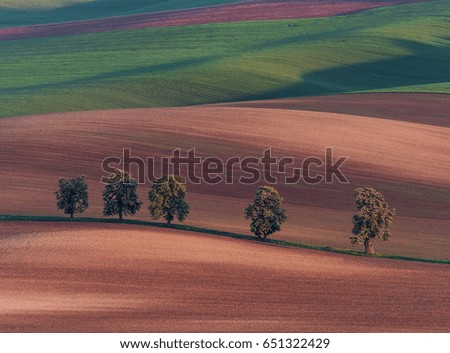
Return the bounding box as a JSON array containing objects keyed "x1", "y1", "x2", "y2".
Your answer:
[
  {"x1": 55, "y1": 175, "x2": 89, "y2": 218},
  {"x1": 351, "y1": 187, "x2": 395, "y2": 255},
  {"x1": 244, "y1": 186, "x2": 287, "y2": 239},
  {"x1": 103, "y1": 169, "x2": 142, "y2": 220},
  {"x1": 148, "y1": 175, "x2": 190, "y2": 224}
]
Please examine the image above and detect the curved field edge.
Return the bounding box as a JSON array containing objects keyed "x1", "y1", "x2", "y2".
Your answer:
[
  {"x1": 0, "y1": 0, "x2": 449, "y2": 118},
  {"x1": 1, "y1": 215, "x2": 448, "y2": 264}
]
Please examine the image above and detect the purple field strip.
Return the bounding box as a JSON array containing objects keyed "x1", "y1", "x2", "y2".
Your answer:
[{"x1": 0, "y1": 0, "x2": 429, "y2": 41}]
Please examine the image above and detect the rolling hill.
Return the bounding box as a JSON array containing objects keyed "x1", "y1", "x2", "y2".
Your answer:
[
  {"x1": 0, "y1": 0, "x2": 421, "y2": 38},
  {"x1": 1, "y1": 221, "x2": 448, "y2": 332},
  {"x1": 0, "y1": 0, "x2": 448, "y2": 118},
  {"x1": 225, "y1": 93, "x2": 450, "y2": 127},
  {"x1": 1, "y1": 103, "x2": 449, "y2": 260},
  {"x1": 1, "y1": 0, "x2": 449, "y2": 334}
]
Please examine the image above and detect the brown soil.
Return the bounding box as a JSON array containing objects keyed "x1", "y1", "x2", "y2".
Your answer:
[
  {"x1": 223, "y1": 93, "x2": 450, "y2": 128},
  {"x1": 0, "y1": 221, "x2": 448, "y2": 332},
  {"x1": 1, "y1": 98, "x2": 449, "y2": 260}
]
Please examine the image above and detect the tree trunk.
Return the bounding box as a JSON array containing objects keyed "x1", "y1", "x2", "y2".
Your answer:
[
  {"x1": 364, "y1": 238, "x2": 376, "y2": 255},
  {"x1": 119, "y1": 211, "x2": 123, "y2": 220},
  {"x1": 70, "y1": 213, "x2": 74, "y2": 219},
  {"x1": 167, "y1": 219, "x2": 171, "y2": 225}
]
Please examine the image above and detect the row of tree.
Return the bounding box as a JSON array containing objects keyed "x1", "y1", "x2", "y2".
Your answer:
[
  {"x1": 56, "y1": 171, "x2": 189, "y2": 223},
  {"x1": 56, "y1": 170, "x2": 395, "y2": 255}
]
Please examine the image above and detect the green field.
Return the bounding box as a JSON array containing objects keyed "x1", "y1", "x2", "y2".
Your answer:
[
  {"x1": 0, "y1": 0, "x2": 449, "y2": 118},
  {"x1": 0, "y1": 0, "x2": 243, "y2": 27}
]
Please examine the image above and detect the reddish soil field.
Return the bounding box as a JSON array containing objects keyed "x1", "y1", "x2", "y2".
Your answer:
[
  {"x1": 0, "y1": 0, "x2": 428, "y2": 41},
  {"x1": 1, "y1": 97, "x2": 449, "y2": 260},
  {"x1": 0, "y1": 221, "x2": 448, "y2": 332},
  {"x1": 224, "y1": 93, "x2": 450, "y2": 128}
]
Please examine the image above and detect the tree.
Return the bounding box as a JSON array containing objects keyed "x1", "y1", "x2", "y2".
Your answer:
[
  {"x1": 351, "y1": 187, "x2": 395, "y2": 255},
  {"x1": 148, "y1": 175, "x2": 190, "y2": 224},
  {"x1": 103, "y1": 169, "x2": 142, "y2": 220},
  {"x1": 244, "y1": 186, "x2": 287, "y2": 239},
  {"x1": 55, "y1": 175, "x2": 88, "y2": 218}
]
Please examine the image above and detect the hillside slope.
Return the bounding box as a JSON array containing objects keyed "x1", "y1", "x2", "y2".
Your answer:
[
  {"x1": 0, "y1": 0, "x2": 449, "y2": 117},
  {"x1": 0, "y1": 0, "x2": 422, "y2": 38},
  {"x1": 1, "y1": 222, "x2": 448, "y2": 332},
  {"x1": 224, "y1": 93, "x2": 450, "y2": 127},
  {"x1": 1, "y1": 104, "x2": 449, "y2": 260}
]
